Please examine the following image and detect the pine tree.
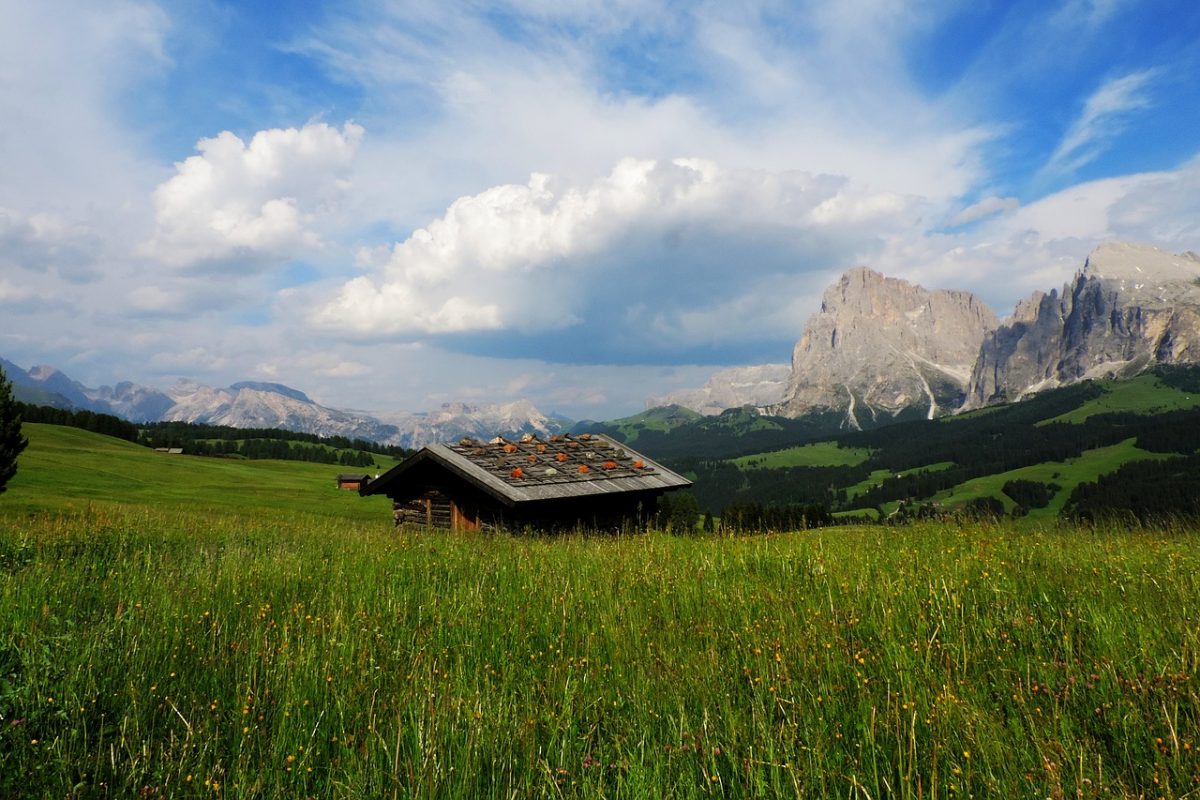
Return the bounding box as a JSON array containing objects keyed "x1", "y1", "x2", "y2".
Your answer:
[{"x1": 0, "y1": 367, "x2": 29, "y2": 495}]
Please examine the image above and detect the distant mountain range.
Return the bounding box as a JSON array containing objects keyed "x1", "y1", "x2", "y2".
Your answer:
[
  {"x1": 666, "y1": 241, "x2": 1200, "y2": 428},
  {"x1": 8, "y1": 241, "x2": 1199, "y2": 448},
  {"x1": 0, "y1": 358, "x2": 571, "y2": 449},
  {"x1": 649, "y1": 364, "x2": 791, "y2": 416}
]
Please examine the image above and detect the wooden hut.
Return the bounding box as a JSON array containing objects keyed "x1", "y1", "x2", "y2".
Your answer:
[
  {"x1": 336, "y1": 473, "x2": 372, "y2": 491},
  {"x1": 359, "y1": 433, "x2": 690, "y2": 532}
]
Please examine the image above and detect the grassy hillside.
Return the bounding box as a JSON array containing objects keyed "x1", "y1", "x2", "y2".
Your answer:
[
  {"x1": 2, "y1": 421, "x2": 1199, "y2": 797},
  {"x1": 731, "y1": 441, "x2": 870, "y2": 469},
  {"x1": 576, "y1": 404, "x2": 702, "y2": 443},
  {"x1": 932, "y1": 438, "x2": 1169, "y2": 518},
  {"x1": 3, "y1": 423, "x2": 397, "y2": 521},
  {"x1": 1040, "y1": 372, "x2": 1200, "y2": 424},
  {"x1": 679, "y1": 368, "x2": 1200, "y2": 518}
]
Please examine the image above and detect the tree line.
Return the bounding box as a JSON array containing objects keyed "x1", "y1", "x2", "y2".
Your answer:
[
  {"x1": 139, "y1": 421, "x2": 409, "y2": 459},
  {"x1": 1063, "y1": 453, "x2": 1200, "y2": 524},
  {"x1": 182, "y1": 438, "x2": 377, "y2": 466},
  {"x1": 15, "y1": 401, "x2": 409, "y2": 467}
]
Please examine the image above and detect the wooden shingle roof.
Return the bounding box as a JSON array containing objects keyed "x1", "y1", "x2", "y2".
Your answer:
[{"x1": 361, "y1": 433, "x2": 690, "y2": 505}]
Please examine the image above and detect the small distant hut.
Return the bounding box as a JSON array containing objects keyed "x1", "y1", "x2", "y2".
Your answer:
[
  {"x1": 359, "y1": 433, "x2": 690, "y2": 532},
  {"x1": 336, "y1": 473, "x2": 372, "y2": 491}
]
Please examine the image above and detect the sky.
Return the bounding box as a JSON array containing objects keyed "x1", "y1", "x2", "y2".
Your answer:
[{"x1": 2, "y1": 0, "x2": 1199, "y2": 420}]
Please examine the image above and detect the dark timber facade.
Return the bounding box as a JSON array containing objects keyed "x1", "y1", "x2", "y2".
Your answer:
[{"x1": 359, "y1": 433, "x2": 690, "y2": 532}]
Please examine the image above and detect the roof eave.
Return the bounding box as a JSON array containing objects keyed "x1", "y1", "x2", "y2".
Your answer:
[{"x1": 360, "y1": 446, "x2": 522, "y2": 506}]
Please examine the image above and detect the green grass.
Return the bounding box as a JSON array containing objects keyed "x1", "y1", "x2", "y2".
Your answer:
[
  {"x1": 831, "y1": 507, "x2": 879, "y2": 521},
  {"x1": 731, "y1": 441, "x2": 871, "y2": 470},
  {"x1": 3, "y1": 424, "x2": 1200, "y2": 797},
  {"x1": 4, "y1": 423, "x2": 396, "y2": 521},
  {"x1": 933, "y1": 438, "x2": 1169, "y2": 519},
  {"x1": 1040, "y1": 374, "x2": 1200, "y2": 424},
  {"x1": 2, "y1": 509, "x2": 1199, "y2": 798}
]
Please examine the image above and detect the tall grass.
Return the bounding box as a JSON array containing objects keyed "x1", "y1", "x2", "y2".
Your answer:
[{"x1": 1, "y1": 507, "x2": 1198, "y2": 798}]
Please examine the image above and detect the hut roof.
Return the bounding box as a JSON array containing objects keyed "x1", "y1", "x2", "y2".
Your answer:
[{"x1": 361, "y1": 433, "x2": 690, "y2": 506}]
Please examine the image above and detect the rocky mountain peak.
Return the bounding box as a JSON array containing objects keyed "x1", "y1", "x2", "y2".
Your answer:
[
  {"x1": 27, "y1": 365, "x2": 62, "y2": 381},
  {"x1": 648, "y1": 363, "x2": 791, "y2": 416},
  {"x1": 229, "y1": 381, "x2": 313, "y2": 404},
  {"x1": 966, "y1": 241, "x2": 1200, "y2": 407},
  {"x1": 773, "y1": 268, "x2": 998, "y2": 427},
  {"x1": 1081, "y1": 240, "x2": 1200, "y2": 283}
]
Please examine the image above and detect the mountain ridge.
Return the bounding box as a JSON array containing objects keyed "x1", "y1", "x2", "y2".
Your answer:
[
  {"x1": 966, "y1": 242, "x2": 1200, "y2": 407},
  {"x1": 9, "y1": 241, "x2": 1200, "y2": 447},
  {"x1": 1, "y1": 359, "x2": 570, "y2": 449}
]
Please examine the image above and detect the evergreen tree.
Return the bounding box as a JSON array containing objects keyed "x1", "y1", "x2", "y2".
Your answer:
[{"x1": 0, "y1": 367, "x2": 29, "y2": 495}]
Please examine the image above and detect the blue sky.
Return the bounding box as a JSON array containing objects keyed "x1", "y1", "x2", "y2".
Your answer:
[{"x1": 2, "y1": 0, "x2": 1199, "y2": 418}]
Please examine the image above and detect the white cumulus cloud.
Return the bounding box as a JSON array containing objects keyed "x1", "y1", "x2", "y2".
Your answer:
[
  {"x1": 141, "y1": 121, "x2": 363, "y2": 270},
  {"x1": 312, "y1": 157, "x2": 922, "y2": 347}
]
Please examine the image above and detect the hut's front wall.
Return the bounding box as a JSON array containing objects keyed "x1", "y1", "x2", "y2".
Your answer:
[
  {"x1": 503, "y1": 492, "x2": 660, "y2": 532},
  {"x1": 382, "y1": 461, "x2": 497, "y2": 531},
  {"x1": 387, "y1": 486, "x2": 661, "y2": 532},
  {"x1": 391, "y1": 490, "x2": 497, "y2": 531}
]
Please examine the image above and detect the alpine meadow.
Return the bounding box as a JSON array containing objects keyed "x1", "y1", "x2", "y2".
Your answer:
[{"x1": 2, "y1": 425, "x2": 1200, "y2": 797}]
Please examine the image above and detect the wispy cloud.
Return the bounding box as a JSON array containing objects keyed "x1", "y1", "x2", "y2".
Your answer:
[
  {"x1": 949, "y1": 196, "x2": 1019, "y2": 227},
  {"x1": 1042, "y1": 68, "x2": 1160, "y2": 178},
  {"x1": 1051, "y1": 0, "x2": 1133, "y2": 31}
]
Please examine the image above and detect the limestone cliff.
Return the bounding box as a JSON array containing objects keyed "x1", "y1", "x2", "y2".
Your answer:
[
  {"x1": 649, "y1": 364, "x2": 791, "y2": 416},
  {"x1": 773, "y1": 268, "x2": 999, "y2": 427},
  {"x1": 965, "y1": 242, "x2": 1200, "y2": 407}
]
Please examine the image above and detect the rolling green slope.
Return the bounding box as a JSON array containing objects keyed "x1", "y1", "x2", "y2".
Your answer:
[
  {"x1": 2, "y1": 423, "x2": 396, "y2": 521},
  {"x1": 674, "y1": 367, "x2": 1200, "y2": 517},
  {"x1": 1039, "y1": 372, "x2": 1200, "y2": 424},
  {"x1": 932, "y1": 439, "x2": 1169, "y2": 519},
  {"x1": 731, "y1": 442, "x2": 870, "y2": 469},
  {"x1": 575, "y1": 404, "x2": 702, "y2": 443}
]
